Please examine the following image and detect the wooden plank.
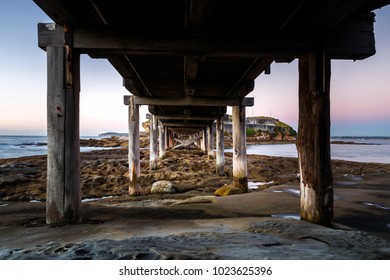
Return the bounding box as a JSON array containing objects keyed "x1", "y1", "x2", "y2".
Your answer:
[
  {"x1": 232, "y1": 105, "x2": 248, "y2": 192},
  {"x1": 296, "y1": 52, "x2": 333, "y2": 226},
  {"x1": 128, "y1": 96, "x2": 254, "y2": 107}
]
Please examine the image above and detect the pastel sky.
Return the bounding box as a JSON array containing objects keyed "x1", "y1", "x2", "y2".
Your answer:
[{"x1": 0, "y1": 1, "x2": 389, "y2": 136}]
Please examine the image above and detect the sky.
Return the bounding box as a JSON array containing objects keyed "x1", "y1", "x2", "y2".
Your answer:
[{"x1": 0, "y1": 1, "x2": 389, "y2": 137}]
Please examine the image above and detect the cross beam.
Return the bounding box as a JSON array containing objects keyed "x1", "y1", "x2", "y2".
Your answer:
[
  {"x1": 124, "y1": 96, "x2": 254, "y2": 107},
  {"x1": 154, "y1": 115, "x2": 219, "y2": 121}
]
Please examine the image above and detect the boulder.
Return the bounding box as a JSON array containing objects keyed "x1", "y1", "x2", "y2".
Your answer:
[
  {"x1": 151, "y1": 180, "x2": 176, "y2": 194},
  {"x1": 214, "y1": 184, "x2": 244, "y2": 196}
]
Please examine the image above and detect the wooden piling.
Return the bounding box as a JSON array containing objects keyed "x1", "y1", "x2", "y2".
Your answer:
[
  {"x1": 159, "y1": 121, "x2": 166, "y2": 158},
  {"x1": 297, "y1": 52, "x2": 333, "y2": 226},
  {"x1": 201, "y1": 129, "x2": 207, "y2": 152},
  {"x1": 207, "y1": 124, "x2": 214, "y2": 159},
  {"x1": 128, "y1": 96, "x2": 141, "y2": 195},
  {"x1": 232, "y1": 104, "x2": 248, "y2": 192},
  {"x1": 216, "y1": 115, "x2": 225, "y2": 175},
  {"x1": 150, "y1": 115, "x2": 158, "y2": 170},
  {"x1": 44, "y1": 24, "x2": 81, "y2": 224}
]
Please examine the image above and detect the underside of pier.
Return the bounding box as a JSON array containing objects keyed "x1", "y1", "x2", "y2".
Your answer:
[{"x1": 33, "y1": 0, "x2": 390, "y2": 226}]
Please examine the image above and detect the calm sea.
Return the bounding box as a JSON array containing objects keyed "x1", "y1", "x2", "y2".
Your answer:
[
  {"x1": 0, "y1": 135, "x2": 104, "y2": 159},
  {"x1": 245, "y1": 137, "x2": 390, "y2": 164},
  {"x1": 1, "y1": 136, "x2": 390, "y2": 163}
]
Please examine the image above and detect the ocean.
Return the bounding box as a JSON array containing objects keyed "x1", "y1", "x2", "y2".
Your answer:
[
  {"x1": 245, "y1": 137, "x2": 390, "y2": 164},
  {"x1": 0, "y1": 135, "x2": 106, "y2": 159},
  {"x1": 1, "y1": 136, "x2": 390, "y2": 164}
]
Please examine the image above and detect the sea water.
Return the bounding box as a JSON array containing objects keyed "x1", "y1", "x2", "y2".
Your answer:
[
  {"x1": 1, "y1": 135, "x2": 390, "y2": 163},
  {"x1": 233, "y1": 137, "x2": 390, "y2": 164},
  {"x1": 0, "y1": 135, "x2": 109, "y2": 159}
]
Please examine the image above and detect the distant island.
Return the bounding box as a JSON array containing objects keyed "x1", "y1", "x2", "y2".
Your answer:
[{"x1": 98, "y1": 132, "x2": 128, "y2": 138}]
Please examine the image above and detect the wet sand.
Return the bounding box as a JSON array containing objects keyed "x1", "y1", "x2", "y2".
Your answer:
[{"x1": 1, "y1": 138, "x2": 390, "y2": 259}]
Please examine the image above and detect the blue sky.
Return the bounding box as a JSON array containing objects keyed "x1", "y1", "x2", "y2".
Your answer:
[{"x1": 0, "y1": 1, "x2": 389, "y2": 136}]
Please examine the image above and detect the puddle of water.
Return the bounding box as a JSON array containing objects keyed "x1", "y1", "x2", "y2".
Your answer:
[
  {"x1": 271, "y1": 213, "x2": 300, "y2": 220},
  {"x1": 29, "y1": 200, "x2": 41, "y2": 203},
  {"x1": 362, "y1": 202, "x2": 390, "y2": 210},
  {"x1": 272, "y1": 190, "x2": 283, "y2": 193},
  {"x1": 284, "y1": 188, "x2": 300, "y2": 196},
  {"x1": 248, "y1": 181, "x2": 274, "y2": 190},
  {"x1": 82, "y1": 196, "x2": 114, "y2": 203},
  {"x1": 0, "y1": 204, "x2": 9, "y2": 207}
]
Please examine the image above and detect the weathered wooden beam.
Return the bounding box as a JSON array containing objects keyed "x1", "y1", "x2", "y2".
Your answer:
[
  {"x1": 154, "y1": 114, "x2": 219, "y2": 121},
  {"x1": 44, "y1": 24, "x2": 81, "y2": 225},
  {"x1": 38, "y1": 23, "x2": 65, "y2": 49},
  {"x1": 184, "y1": 56, "x2": 201, "y2": 96},
  {"x1": 128, "y1": 96, "x2": 141, "y2": 195},
  {"x1": 72, "y1": 26, "x2": 376, "y2": 59},
  {"x1": 232, "y1": 105, "x2": 248, "y2": 192},
  {"x1": 107, "y1": 55, "x2": 151, "y2": 96},
  {"x1": 172, "y1": 136, "x2": 201, "y2": 150},
  {"x1": 297, "y1": 52, "x2": 333, "y2": 227},
  {"x1": 124, "y1": 95, "x2": 254, "y2": 107},
  {"x1": 216, "y1": 115, "x2": 225, "y2": 176},
  {"x1": 162, "y1": 122, "x2": 210, "y2": 128},
  {"x1": 226, "y1": 59, "x2": 273, "y2": 97}
]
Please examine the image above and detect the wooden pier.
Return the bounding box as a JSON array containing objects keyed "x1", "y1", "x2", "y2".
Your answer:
[{"x1": 34, "y1": 0, "x2": 390, "y2": 226}]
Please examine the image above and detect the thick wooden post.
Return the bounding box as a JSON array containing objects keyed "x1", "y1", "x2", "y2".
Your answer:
[
  {"x1": 128, "y1": 96, "x2": 141, "y2": 195},
  {"x1": 159, "y1": 121, "x2": 166, "y2": 158},
  {"x1": 164, "y1": 127, "x2": 168, "y2": 150},
  {"x1": 150, "y1": 115, "x2": 158, "y2": 170},
  {"x1": 207, "y1": 124, "x2": 214, "y2": 159},
  {"x1": 216, "y1": 115, "x2": 225, "y2": 175},
  {"x1": 201, "y1": 129, "x2": 207, "y2": 152},
  {"x1": 168, "y1": 131, "x2": 174, "y2": 148},
  {"x1": 232, "y1": 104, "x2": 248, "y2": 192},
  {"x1": 297, "y1": 52, "x2": 333, "y2": 226},
  {"x1": 43, "y1": 24, "x2": 81, "y2": 224}
]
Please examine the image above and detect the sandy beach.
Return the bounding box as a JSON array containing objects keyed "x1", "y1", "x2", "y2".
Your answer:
[{"x1": 1, "y1": 136, "x2": 390, "y2": 259}]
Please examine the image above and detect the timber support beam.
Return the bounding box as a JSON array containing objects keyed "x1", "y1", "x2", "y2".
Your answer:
[
  {"x1": 216, "y1": 115, "x2": 225, "y2": 176},
  {"x1": 127, "y1": 96, "x2": 141, "y2": 195},
  {"x1": 39, "y1": 23, "x2": 81, "y2": 225},
  {"x1": 232, "y1": 104, "x2": 248, "y2": 192},
  {"x1": 149, "y1": 115, "x2": 158, "y2": 170},
  {"x1": 297, "y1": 52, "x2": 333, "y2": 226},
  {"x1": 124, "y1": 96, "x2": 254, "y2": 107}
]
